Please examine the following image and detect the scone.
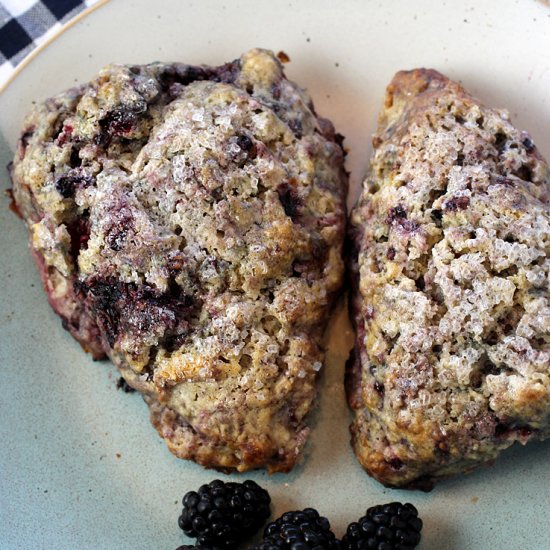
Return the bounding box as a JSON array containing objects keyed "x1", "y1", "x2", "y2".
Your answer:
[
  {"x1": 10, "y1": 49, "x2": 348, "y2": 473},
  {"x1": 347, "y1": 69, "x2": 549, "y2": 489}
]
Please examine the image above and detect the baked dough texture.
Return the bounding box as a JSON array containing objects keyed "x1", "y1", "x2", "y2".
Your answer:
[
  {"x1": 10, "y1": 49, "x2": 347, "y2": 472},
  {"x1": 347, "y1": 69, "x2": 550, "y2": 489}
]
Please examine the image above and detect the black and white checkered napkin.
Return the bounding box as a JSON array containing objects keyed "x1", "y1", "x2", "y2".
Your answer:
[{"x1": 0, "y1": 0, "x2": 99, "y2": 88}]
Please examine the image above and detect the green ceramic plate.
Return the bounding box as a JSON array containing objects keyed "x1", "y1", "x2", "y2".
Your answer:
[{"x1": 1, "y1": 1, "x2": 549, "y2": 548}]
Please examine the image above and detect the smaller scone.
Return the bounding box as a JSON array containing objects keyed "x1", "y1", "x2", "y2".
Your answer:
[
  {"x1": 347, "y1": 69, "x2": 550, "y2": 489},
  {"x1": 10, "y1": 49, "x2": 348, "y2": 473}
]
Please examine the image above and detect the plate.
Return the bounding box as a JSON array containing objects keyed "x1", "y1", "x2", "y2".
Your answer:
[{"x1": 1, "y1": 1, "x2": 549, "y2": 548}]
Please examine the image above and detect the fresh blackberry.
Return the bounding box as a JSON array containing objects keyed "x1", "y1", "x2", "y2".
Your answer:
[
  {"x1": 178, "y1": 479, "x2": 271, "y2": 549},
  {"x1": 252, "y1": 508, "x2": 339, "y2": 550},
  {"x1": 341, "y1": 502, "x2": 422, "y2": 550}
]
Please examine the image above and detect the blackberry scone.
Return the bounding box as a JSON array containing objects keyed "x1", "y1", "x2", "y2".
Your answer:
[
  {"x1": 347, "y1": 69, "x2": 550, "y2": 489},
  {"x1": 10, "y1": 49, "x2": 347, "y2": 472}
]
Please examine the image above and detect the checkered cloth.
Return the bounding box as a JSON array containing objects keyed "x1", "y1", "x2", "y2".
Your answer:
[{"x1": 0, "y1": 0, "x2": 100, "y2": 87}]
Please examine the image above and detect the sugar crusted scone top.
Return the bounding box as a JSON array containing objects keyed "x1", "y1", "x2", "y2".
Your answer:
[
  {"x1": 349, "y1": 68, "x2": 549, "y2": 487},
  {"x1": 12, "y1": 49, "x2": 347, "y2": 471}
]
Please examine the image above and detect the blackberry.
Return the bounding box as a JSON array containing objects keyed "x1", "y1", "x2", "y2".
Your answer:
[
  {"x1": 341, "y1": 502, "x2": 422, "y2": 550},
  {"x1": 178, "y1": 479, "x2": 271, "y2": 549},
  {"x1": 252, "y1": 508, "x2": 339, "y2": 550}
]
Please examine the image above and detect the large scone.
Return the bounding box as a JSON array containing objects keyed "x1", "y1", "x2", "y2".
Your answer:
[
  {"x1": 347, "y1": 69, "x2": 550, "y2": 489},
  {"x1": 10, "y1": 49, "x2": 347, "y2": 472}
]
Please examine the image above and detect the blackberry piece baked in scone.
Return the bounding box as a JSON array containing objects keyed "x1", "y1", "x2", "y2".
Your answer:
[
  {"x1": 347, "y1": 69, "x2": 549, "y2": 489},
  {"x1": 10, "y1": 49, "x2": 347, "y2": 472}
]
